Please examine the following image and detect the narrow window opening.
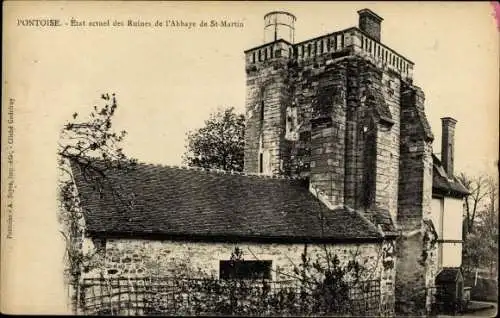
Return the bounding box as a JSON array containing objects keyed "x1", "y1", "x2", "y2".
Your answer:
[
  {"x1": 260, "y1": 100, "x2": 264, "y2": 122},
  {"x1": 259, "y1": 153, "x2": 264, "y2": 173}
]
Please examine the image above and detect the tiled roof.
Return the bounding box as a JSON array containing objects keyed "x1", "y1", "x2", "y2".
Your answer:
[
  {"x1": 70, "y1": 160, "x2": 383, "y2": 242},
  {"x1": 365, "y1": 207, "x2": 397, "y2": 233},
  {"x1": 432, "y1": 154, "x2": 469, "y2": 198}
]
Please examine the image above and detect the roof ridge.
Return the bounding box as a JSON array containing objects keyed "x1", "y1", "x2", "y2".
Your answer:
[{"x1": 133, "y1": 161, "x2": 305, "y2": 180}]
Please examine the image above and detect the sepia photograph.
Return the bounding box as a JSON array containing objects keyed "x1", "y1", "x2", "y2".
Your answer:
[{"x1": 1, "y1": 1, "x2": 498, "y2": 316}]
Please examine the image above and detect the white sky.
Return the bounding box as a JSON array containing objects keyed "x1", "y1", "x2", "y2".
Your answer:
[
  {"x1": 7, "y1": 1, "x2": 499, "y2": 176},
  {"x1": 2, "y1": 2, "x2": 499, "y2": 314}
]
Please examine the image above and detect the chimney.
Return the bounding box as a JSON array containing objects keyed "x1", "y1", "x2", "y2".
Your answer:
[
  {"x1": 357, "y1": 8, "x2": 383, "y2": 41},
  {"x1": 441, "y1": 117, "x2": 457, "y2": 177}
]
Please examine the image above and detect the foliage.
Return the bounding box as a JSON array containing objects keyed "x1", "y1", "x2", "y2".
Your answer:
[
  {"x1": 420, "y1": 220, "x2": 438, "y2": 266},
  {"x1": 459, "y1": 173, "x2": 498, "y2": 278},
  {"x1": 57, "y1": 93, "x2": 135, "y2": 312},
  {"x1": 183, "y1": 107, "x2": 245, "y2": 171},
  {"x1": 457, "y1": 173, "x2": 494, "y2": 235},
  {"x1": 291, "y1": 244, "x2": 365, "y2": 315},
  {"x1": 144, "y1": 246, "x2": 377, "y2": 316}
]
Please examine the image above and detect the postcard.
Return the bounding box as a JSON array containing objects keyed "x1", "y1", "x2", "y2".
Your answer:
[{"x1": 2, "y1": 1, "x2": 498, "y2": 315}]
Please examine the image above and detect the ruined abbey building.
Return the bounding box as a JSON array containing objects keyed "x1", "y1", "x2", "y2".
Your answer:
[{"x1": 243, "y1": 9, "x2": 468, "y2": 314}]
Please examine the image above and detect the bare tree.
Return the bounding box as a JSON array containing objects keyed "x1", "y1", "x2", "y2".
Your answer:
[
  {"x1": 457, "y1": 173, "x2": 492, "y2": 236},
  {"x1": 57, "y1": 93, "x2": 135, "y2": 313},
  {"x1": 461, "y1": 174, "x2": 498, "y2": 278}
]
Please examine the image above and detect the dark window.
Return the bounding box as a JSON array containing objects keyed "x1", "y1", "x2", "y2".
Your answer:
[
  {"x1": 259, "y1": 153, "x2": 263, "y2": 173},
  {"x1": 252, "y1": 52, "x2": 255, "y2": 63},
  {"x1": 219, "y1": 260, "x2": 272, "y2": 280}
]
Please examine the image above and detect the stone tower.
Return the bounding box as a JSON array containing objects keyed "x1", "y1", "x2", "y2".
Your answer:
[
  {"x1": 244, "y1": 8, "x2": 437, "y2": 315},
  {"x1": 243, "y1": 12, "x2": 295, "y2": 175}
]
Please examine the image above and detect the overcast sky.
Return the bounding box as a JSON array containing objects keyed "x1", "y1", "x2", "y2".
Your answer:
[{"x1": 2, "y1": 1, "x2": 499, "y2": 313}]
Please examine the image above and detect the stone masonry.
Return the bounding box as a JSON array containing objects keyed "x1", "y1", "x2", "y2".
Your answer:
[
  {"x1": 243, "y1": 9, "x2": 437, "y2": 315},
  {"x1": 84, "y1": 237, "x2": 396, "y2": 312}
]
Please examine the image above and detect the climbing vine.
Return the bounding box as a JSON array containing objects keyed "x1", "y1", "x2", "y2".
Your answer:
[{"x1": 420, "y1": 220, "x2": 438, "y2": 266}]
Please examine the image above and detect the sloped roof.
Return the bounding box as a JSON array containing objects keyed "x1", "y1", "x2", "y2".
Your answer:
[
  {"x1": 432, "y1": 154, "x2": 469, "y2": 198},
  {"x1": 436, "y1": 267, "x2": 463, "y2": 284},
  {"x1": 365, "y1": 207, "x2": 397, "y2": 234},
  {"x1": 70, "y1": 160, "x2": 384, "y2": 242}
]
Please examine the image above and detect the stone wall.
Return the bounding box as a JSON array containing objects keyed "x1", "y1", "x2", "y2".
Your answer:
[
  {"x1": 309, "y1": 64, "x2": 347, "y2": 206},
  {"x1": 396, "y1": 82, "x2": 436, "y2": 315},
  {"x1": 82, "y1": 238, "x2": 396, "y2": 309},
  {"x1": 398, "y1": 83, "x2": 434, "y2": 231},
  {"x1": 255, "y1": 55, "x2": 403, "y2": 215},
  {"x1": 244, "y1": 56, "x2": 291, "y2": 175},
  {"x1": 243, "y1": 43, "x2": 440, "y2": 315},
  {"x1": 380, "y1": 71, "x2": 401, "y2": 222}
]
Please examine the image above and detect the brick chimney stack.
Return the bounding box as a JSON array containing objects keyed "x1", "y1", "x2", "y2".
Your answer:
[
  {"x1": 441, "y1": 117, "x2": 457, "y2": 177},
  {"x1": 357, "y1": 8, "x2": 383, "y2": 41}
]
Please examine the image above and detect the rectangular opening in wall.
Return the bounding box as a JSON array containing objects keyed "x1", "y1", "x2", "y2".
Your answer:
[
  {"x1": 259, "y1": 153, "x2": 263, "y2": 173},
  {"x1": 219, "y1": 260, "x2": 272, "y2": 280},
  {"x1": 260, "y1": 100, "x2": 264, "y2": 122}
]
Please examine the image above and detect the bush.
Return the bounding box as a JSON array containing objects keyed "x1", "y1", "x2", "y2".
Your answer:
[{"x1": 468, "y1": 277, "x2": 498, "y2": 302}]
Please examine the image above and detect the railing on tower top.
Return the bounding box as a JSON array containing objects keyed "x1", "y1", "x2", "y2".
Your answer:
[{"x1": 245, "y1": 27, "x2": 414, "y2": 81}]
